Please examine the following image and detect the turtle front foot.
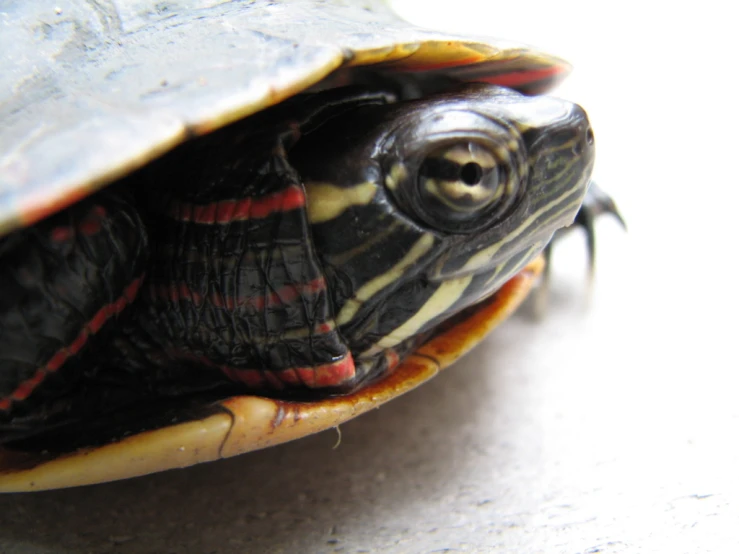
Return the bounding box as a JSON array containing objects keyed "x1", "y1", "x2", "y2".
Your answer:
[{"x1": 548, "y1": 180, "x2": 625, "y2": 275}]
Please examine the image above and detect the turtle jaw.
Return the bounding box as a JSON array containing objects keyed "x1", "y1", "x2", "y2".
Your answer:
[{"x1": 348, "y1": 241, "x2": 548, "y2": 384}]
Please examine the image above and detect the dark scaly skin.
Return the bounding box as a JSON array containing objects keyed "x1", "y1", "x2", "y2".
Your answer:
[
  {"x1": 112, "y1": 128, "x2": 352, "y2": 389},
  {"x1": 0, "y1": 194, "x2": 148, "y2": 437},
  {"x1": 0, "y1": 90, "x2": 395, "y2": 441},
  {"x1": 0, "y1": 84, "x2": 596, "y2": 443}
]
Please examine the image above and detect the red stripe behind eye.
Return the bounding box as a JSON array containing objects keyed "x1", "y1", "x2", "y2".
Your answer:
[
  {"x1": 0, "y1": 275, "x2": 144, "y2": 411},
  {"x1": 167, "y1": 185, "x2": 306, "y2": 224}
]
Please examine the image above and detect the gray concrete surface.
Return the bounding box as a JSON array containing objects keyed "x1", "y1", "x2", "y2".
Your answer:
[{"x1": 2, "y1": 1, "x2": 738, "y2": 552}]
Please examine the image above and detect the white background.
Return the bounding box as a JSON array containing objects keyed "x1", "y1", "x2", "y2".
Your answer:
[
  {"x1": 1, "y1": 1, "x2": 737, "y2": 552},
  {"x1": 393, "y1": 1, "x2": 739, "y2": 551}
]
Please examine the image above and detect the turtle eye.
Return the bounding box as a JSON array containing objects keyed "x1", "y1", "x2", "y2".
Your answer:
[
  {"x1": 405, "y1": 140, "x2": 522, "y2": 233},
  {"x1": 418, "y1": 142, "x2": 502, "y2": 219},
  {"x1": 382, "y1": 110, "x2": 527, "y2": 234}
]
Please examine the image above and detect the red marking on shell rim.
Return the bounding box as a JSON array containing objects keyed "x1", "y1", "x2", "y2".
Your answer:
[
  {"x1": 20, "y1": 188, "x2": 92, "y2": 228},
  {"x1": 1, "y1": 276, "x2": 144, "y2": 410},
  {"x1": 477, "y1": 65, "x2": 566, "y2": 88},
  {"x1": 391, "y1": 55, "x2": 483, "y2": 73},
  {"x1": 167, "y1": 185, "x2": 306, "y2": 224}
]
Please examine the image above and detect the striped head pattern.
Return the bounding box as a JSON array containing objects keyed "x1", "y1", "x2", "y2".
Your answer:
[{"x1": 292, "y1": 84, "x2": 594, "y2": 379}]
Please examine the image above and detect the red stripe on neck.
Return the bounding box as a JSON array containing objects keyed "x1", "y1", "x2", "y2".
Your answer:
[
  {"x1": 1, "y1": 275, "x2": 144, "y2": 410},
  {"x1": 162, "y1": 349, "x2": 355, "y2": 390},
  {"x1": 167, "y1": 185, "x2": 306, "y2": 224},
  {"x1": 220, "y1": 352, "x2": 357, "y2": 390}
]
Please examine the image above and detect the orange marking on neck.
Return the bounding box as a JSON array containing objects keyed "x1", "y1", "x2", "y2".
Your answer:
[
  {"x1": 219, "y1": 353, "x2": 356, "y2": 390},
  {"x1": 167, "y1": 185, "x2": 306, "y2": 224},
  {"x1": 1, "y1": 276, "x2": 144, "y2": 410}
]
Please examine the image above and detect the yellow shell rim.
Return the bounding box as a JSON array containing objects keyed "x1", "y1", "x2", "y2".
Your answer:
[{"x1": 0, "y1": 257, "x2": 544, "y2": 492}]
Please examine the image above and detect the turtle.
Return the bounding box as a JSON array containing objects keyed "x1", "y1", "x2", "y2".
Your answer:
[{"x1": 0, "y1": 0, "x2": 614, "y2": 492}]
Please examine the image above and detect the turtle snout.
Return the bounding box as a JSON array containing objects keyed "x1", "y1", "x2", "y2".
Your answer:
[{"x1": 572, "y1": 120, "x2": 595, "y2": 159}]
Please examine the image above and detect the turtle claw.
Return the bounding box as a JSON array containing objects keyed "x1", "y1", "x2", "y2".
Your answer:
[
  {"x1": 579, "y1": 181, "x2": 627, "y2": 231},
  {"x1": 535, "y1": 181, "x2": 625, "y2": 312},
  {"x1": 571, "y1": 180, "x2": 626, "y2": 279}
]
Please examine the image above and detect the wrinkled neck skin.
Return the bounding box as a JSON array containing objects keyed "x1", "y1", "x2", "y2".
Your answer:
[
  {"x1": 292, "y1": 83, "x2": 594, "y2": 380},
  {"x1": 122, "y1": 82, "x2": 595, "y2": 394}
]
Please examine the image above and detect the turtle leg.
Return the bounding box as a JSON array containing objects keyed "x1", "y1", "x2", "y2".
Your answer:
[
  {"x1": 0, "y1": 190, "x2": 148, "y2": 441},
  {"x1": 537, "y1": 181, "x2": 624, "y2": 306}
]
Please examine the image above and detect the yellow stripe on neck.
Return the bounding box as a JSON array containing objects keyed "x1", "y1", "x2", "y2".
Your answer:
[
  {"x1": 362, "y1": 273, "x2": 473, "y2": 357},
  {"x1": 337, "y1": 233, "x2": 435, "y2": 326},
  {"x1": 305, "y1": 181, "x2": 377, "y2": 224}
]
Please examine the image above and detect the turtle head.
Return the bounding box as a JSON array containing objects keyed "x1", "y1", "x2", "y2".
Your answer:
[{"x1": 292, "y1": 84, "x2": 594, "y2": 382}]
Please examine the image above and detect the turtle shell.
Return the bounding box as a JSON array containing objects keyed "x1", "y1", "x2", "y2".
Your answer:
[
  {"x1": 0, "y1": 0, "x2": 573, "y2": 491},
  {"x1": 0, "y1": 0, "x2": 568, "y2": 236}
]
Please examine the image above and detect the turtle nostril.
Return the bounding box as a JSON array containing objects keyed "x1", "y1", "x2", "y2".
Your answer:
[{"x1": 573, "y1": 126, "x2": 594, "y2": 155}]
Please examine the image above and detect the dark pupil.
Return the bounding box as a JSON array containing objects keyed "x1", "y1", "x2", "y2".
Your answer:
[
  {"x1": 460, "y1": 162, "x2": 483, "y2": 186},
  {"x1": 420, "y1": 158, "x2": 484, "y2": 186}
]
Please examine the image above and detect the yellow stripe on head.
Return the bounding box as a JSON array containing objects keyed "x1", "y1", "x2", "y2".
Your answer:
[{"x1": 305, "y1": 181, "x2": 378, "y2": 224}]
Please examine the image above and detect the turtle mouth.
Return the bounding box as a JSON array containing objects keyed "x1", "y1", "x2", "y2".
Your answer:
[
  {"x1": 420, "y1": 239, "x2": 546, "y2": 327},
  {"x1": 349, "y1": 251, "x2": 544, "y2": 390},
  {"x1": 347, "y1": 237, "x2": 542, "y2": 365}
]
